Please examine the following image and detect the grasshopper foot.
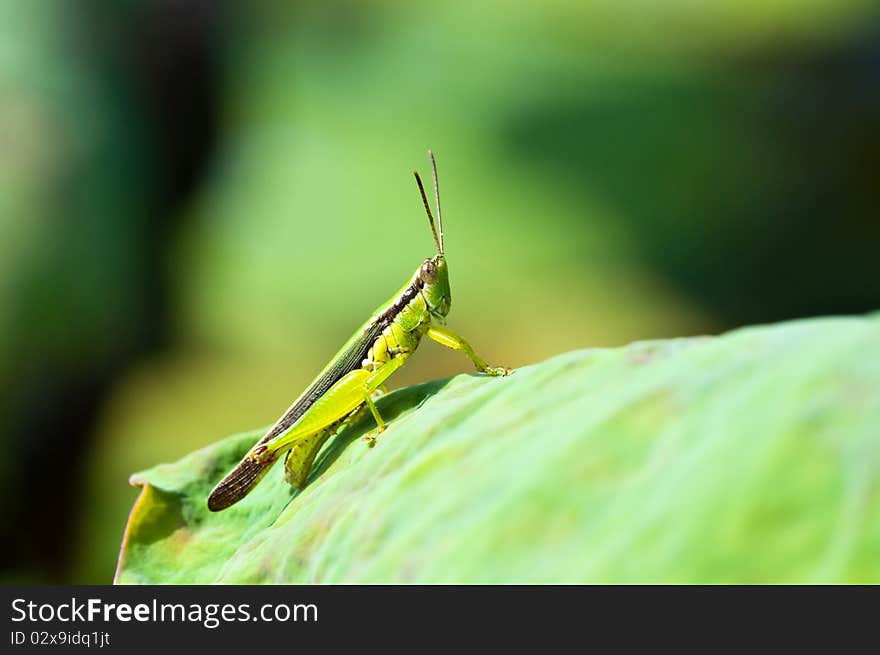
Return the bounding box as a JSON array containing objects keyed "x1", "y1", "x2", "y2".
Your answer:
[
  {"x1": 362, "y1": 425, "x2": 385, "y2": 448},
  {"x1": 485, "y1": 365, "x2": 513, "y2": 377}
]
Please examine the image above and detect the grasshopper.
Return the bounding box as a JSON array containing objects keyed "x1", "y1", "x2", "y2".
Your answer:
[{"x1": 207, "y1": 151, "x2": 511, "y2": 511}]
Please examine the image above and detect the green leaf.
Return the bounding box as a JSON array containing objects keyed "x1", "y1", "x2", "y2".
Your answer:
[{"x1": 115, "y1": 314, "x2": 880, "y2": 583}]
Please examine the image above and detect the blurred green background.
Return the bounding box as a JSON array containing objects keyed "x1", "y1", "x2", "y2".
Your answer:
[{"x1": 1, "y1": 0, "x2": 879, "y2": 583}]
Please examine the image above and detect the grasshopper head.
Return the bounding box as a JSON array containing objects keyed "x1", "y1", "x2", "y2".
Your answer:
[
  {"x1": 413, "y1": 151, "x2": 450, "y2": 318},
  {"x1": 419, "y1": 254, "x2": 451, "y2": 319}
]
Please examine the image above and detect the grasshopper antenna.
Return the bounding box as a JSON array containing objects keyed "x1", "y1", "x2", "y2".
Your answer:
[
  {"x1": 414, "y1": 158, "x2": 443, "y2": 255},
  {"x1": 428, "y1": 150, "x2": 444, "y2": 254}
]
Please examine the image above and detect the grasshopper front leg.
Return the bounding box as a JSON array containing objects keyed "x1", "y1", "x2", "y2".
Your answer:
[{"x1": 426, "y1": 325, "x2": 512, "y2": 376}]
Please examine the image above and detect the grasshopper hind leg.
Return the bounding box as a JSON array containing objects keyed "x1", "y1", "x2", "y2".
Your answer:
[
  {"x1": 283, "y1": 404, "x2": 369, "y2": 489},
  {"x1": 283, "y1": 429, "x2": 335, "y2": 489},
  {"x1": 285, "y1": 381, "x2": 386, "y2": 485}
]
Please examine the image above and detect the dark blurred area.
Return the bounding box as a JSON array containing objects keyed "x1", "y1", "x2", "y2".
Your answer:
[
  {"x1": 1, "y1": 1, "x2": 878, "y2": 583},
  {"x1": 1, "y1": 0, "x2": 223, "y2": 581},
  {"x1": 507, "y1": 35, "x2": 880, "y2": 325}
]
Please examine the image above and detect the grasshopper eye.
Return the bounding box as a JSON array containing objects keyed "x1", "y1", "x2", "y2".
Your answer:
[{"x1": 420, "y1": 259, "x2": 438, "y2": 284}]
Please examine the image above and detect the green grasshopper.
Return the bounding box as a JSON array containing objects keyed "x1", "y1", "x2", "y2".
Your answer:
[{"x1": 207, "y1": 152, "x2": 511, "y2": 511}]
